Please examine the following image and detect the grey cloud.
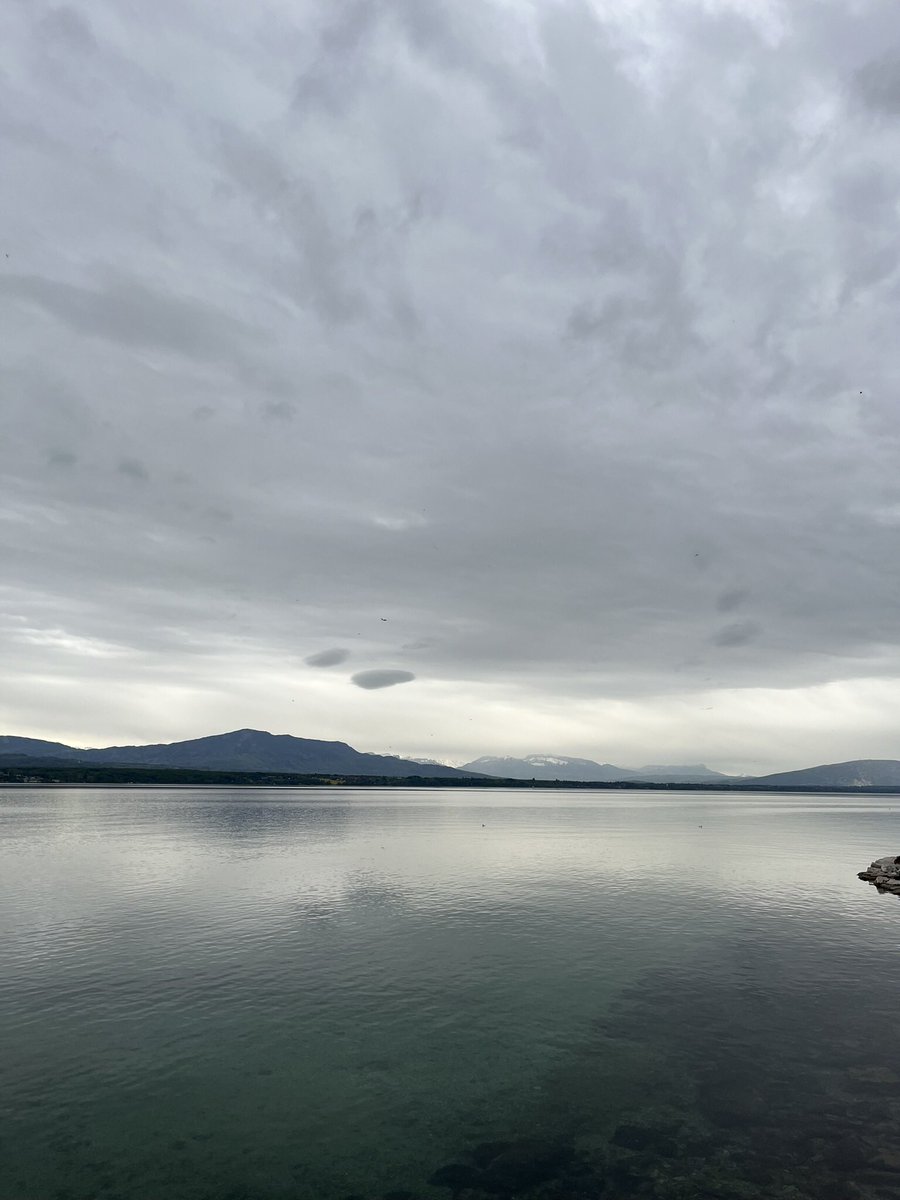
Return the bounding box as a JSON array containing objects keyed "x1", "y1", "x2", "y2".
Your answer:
[
  {"x1": 351, "y1": 669, "x2": 416, "y2": 690},
  {"x1": 564, "y1": 257, "x2": 697, "y2": 371},
  {"x1": 0, "y1": 272, "x2": 259, "y2": 362},
  {"x1": 6, "y1": 0, "x2": 900, "y2": 770},
  {"x1": 205, "y1": 506, "x2": 233, "y2": 524},
  {"x1": 565, "y1": 302, "x2": 607, "y2": 342},
  {"x1": 293, "y1": 0, "x2": 380, "y2": 114},
  {"x1": 713, "y1": 622, "x2": 762, "y2": 649},
  {"x1": 212, "y1": 124, "x2": 366, "y2": 324},
  {"x1": 716, "y1": 589, "x2": 750, "y2": 614},
  {"x1": 117, "y1": 457, "x2": 148, "y2": 482},
  {"x1": 855, "y1": 56, "x2": 900, "y2": 115},
  {"x1": 293, "y1": 0, "x2": 499, "y2": 116},
  {"x1": 39, "y1": 6, "x2": 97, "y2": 53},
  {"x1": 306, "y1": 648, "x2": 350, "y2": 668},
  {"x1": 262, "y1": 400, "x2": 295, "y2": 421}
]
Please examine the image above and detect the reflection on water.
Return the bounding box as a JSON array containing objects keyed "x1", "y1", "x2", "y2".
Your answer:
[{"x1": 1, "y1": 788, "x2": 899, "y2": 1199}]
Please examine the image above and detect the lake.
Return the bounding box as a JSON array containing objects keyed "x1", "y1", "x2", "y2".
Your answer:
[{"x1": 1, "y1": 787, "x2": 899, "y2": 1200}]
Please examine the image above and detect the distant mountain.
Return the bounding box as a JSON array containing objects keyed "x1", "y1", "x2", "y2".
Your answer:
[
  {"x1": 749, "y1": 759, "x2": 900, "y2": 788},
  {"x1": 461, "y1": 754, "x2": 735, "y2": 784},
  {"x1": 462, "y1": 755, "x2": 637, "y2": 782},
  {"x1": 0, "y1": 753, "x2": 93, "y2": 768},
  {"x1": 0, "y1": 736, "x2": 84, "y2": 760},
  {"x1": 0, "y1": 730, "x2": 477, "y2": 779},
  {"x1": 11, "y1": 733, "x2": 894, "y2": 789},
  {"x1": 633, "y1": 764, "x2": 733, "y2": 782}
]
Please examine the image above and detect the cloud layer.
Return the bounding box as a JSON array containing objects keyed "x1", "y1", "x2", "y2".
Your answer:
[{"x1": 3, "y1": 0, "x2": 900, "y2": 771}]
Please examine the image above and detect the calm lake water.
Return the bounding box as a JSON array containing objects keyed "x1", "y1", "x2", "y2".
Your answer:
[{"x1": 1, "y1": 787, "x2": 900, "y2": 1200}]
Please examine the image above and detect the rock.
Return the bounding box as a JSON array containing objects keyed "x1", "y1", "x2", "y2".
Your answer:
[
  {"x1": 827, "y1": 1135, "x2": 869, "y2": 1173},
  {"x1": 471, "y1": 1142, "x2": 513, "y2": 1169},
  {"x1": 857, "y1": 855, "x2": 900, "y2": 892},
  {"x1": 478, "y1": 1139, "x2": 575, "y2": 1194},
  {"x1": 611, "y1": 1124, "x2": 680, "y2": 1157},
  {"x1": 428, "y1": 1164, "x2": 484, "y2": 1193},
  {"x1": 816, "y1": 1184, "x2": 864, "y2": 1200},
  {"x1": 606, "y1": 1157, "x2": 647, "y2": 1194}
]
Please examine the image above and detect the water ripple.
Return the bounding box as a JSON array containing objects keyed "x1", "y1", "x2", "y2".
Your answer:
[{"x1": 2, "y1": 787, "x2": 899, "y2": 1199}]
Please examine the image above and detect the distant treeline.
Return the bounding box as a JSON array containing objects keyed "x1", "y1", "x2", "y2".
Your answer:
[{"x1": 3, "y1": 762, "x2": 900, "y2": 794}]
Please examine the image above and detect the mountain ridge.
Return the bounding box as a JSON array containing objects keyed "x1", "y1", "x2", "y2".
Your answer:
[
  {"x1": 747, "y1": 759, "x2": 900, "y2": 788},
  {"x1": 0, "y1": 729, "x2": 477, "y2": 779},
  {"x1": 461, "y1": 753, "x2": 734, "y2": 784},
  {"x1": 3, "y1": 732, "x2": 900, "y2": 788}
]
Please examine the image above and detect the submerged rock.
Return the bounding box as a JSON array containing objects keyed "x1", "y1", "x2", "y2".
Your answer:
[
  {"x1": 610, "y1": 1123, "x2": 679, "y2": 1157},
  {"x1": 478, "y1": 1139, "x2": 575, "y2": 1193},
  {"x1": 857, "y1": 855, "x2": 900, "y2": 893},
  {"x1": 471, "y1": 1142, "x2": 513, "y2": 1169},
  {"x1": 426, "y1": 1138, "x2": 596, "y2": 1199},
  {"x1": 428, "y1": 1163, "x2": 483, "y2": 1192}
]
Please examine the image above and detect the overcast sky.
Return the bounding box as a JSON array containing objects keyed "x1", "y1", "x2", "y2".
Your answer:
[{"x1": 3, "y1": 0, "x2": 900, "y2": 773}]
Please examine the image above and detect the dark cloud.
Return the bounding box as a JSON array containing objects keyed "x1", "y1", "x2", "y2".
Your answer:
[
  {"x1": 855, "y1": 56, "x2": 900, "y2": 115},
  {"x1": 716, "y1": 589, "x2": 750, "y2": 614},
  {"x1": 117, "y1": 457, "x2": 148, "y2": 482},
  {"x1": 0, "y1": 272, "x2": 259, "y2": 362},
  {"x1": 262, "y1": 400, "x2": 295, "y2": 421},
  {"x1": 565, "y1": 302, "x2": 607, "y2": 342},
  {"x1": 713, "y1": 622, "x2": 762, "y2": 649},
  {"x1": 351, "y1": 669, "x2": 416, "y2": 690},
  {"x1": 306, "y1": 648, "x2": 350, "y2": 668}
]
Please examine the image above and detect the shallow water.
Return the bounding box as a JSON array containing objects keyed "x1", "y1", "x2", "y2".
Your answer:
[{"x1": 1, "y1": 787, "x2": 899, "y2": 1199}]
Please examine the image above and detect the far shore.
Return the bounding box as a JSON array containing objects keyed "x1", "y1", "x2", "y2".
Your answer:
[{"x1": 2, "y1": 767, "x2": 900, "y2": 796}]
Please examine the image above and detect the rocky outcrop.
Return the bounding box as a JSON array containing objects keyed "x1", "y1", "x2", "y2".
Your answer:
[{"x1": 858, "y1": 854, "x2": 900, "y2": 893}]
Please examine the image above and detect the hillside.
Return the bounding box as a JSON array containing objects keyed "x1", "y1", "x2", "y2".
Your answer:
[
  {"x1": 462, "y1": 754, "x2": 733, "y2": 784},
  {"x1": 634, "y1": 764, "x2": 731, "y2": 781},
  {"x1": 750, "y1": 759, "x2": 900, "y2": 788},
  {"x1": 0, "y1": 730, "x2": 476, "y2": 779},
  {"x1": 462, "y1": 754, "x2": 634, "y2": 782}
]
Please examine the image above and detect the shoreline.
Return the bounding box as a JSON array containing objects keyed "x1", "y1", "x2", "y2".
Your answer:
[{"x1": 2, "y1": 772, "x2": 900, "y2": 796}]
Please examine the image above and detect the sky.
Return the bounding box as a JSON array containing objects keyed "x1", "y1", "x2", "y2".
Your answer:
[{"x1": 3, "y1": 0, "x2": 900, "y2": 774}]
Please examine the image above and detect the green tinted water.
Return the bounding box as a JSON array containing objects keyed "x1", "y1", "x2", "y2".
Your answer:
[{"x1": 1, "y1": 788, "x2": 899, "y2": 1199}]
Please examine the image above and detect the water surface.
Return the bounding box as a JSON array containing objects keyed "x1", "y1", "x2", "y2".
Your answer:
[{"x1": 1, "y1": 787, "x2": 899, "y2": 1199}]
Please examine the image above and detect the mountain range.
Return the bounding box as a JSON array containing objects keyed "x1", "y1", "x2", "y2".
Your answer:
[
  {"x1": 2, "y1": 731, "x2": 900, "y2": 789},
  {"x1": 460, "y1": 754, "x2": 732, "y2": 783},
  {"x1": 746, "y1": 759, "x2": 900, "y2": 788},
  {"x1": 462, "y1": 754, "x2": 900, "y2": 787},
  {"x1": 0, "y1": 729, "x2": 475, "y2": 779}
]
